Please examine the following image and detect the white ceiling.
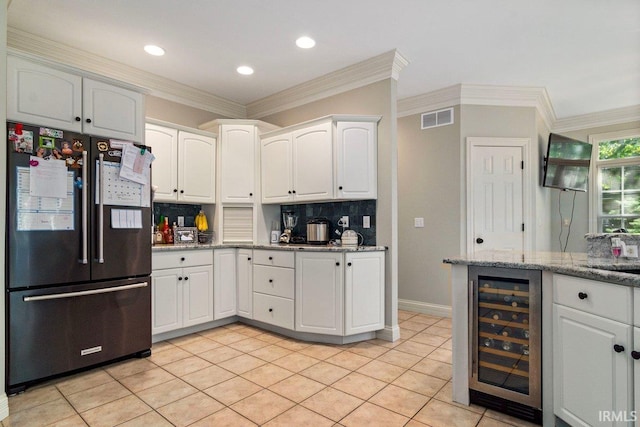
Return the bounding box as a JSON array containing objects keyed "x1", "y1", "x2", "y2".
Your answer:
[{"x1": 7, "y1": 0, "x2": 640, "y2": 119}]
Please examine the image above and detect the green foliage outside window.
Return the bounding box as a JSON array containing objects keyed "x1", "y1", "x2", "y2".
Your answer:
[{"x1": 599, "y1": 137, "x2": 640, "y2": 233}]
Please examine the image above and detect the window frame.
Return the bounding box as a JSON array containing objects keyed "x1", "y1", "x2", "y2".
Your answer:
[{"x1": 589, "y1": 128, "x2": 640, "y2": 233}]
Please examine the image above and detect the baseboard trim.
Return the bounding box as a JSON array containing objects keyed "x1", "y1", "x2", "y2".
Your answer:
[
  {"x1": 399, "y1": 299, "x2": 452, "y2": 318},
  {"x1": 376, "y1": 325, "x2": 400, "y2": 342},
  {"x1": 0, "y1": 392, "x2": 9, "y2": 421}
]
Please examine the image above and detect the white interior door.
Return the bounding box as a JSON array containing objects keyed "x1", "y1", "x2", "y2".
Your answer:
[{"x1": 468, "y1": 142, "x2": 524, "y2": 253}]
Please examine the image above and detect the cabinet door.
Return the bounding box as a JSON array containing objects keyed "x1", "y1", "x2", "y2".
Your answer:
[
  {"x1": 182, "y1": 265, "x2": 214, "y2": 328},
  {"x1": 345, "y1": 252, "x2": 385, "y2": 335},
  {"x1": 145, "y1": 124, "x2": 179, "y2": 202},
  {"x1": 292, "y1": 121, "x2": 333, "y2": 202},
  {"x1": 261, "y1": 134, "x2": 293, "y2": 204},
  {"x1": 7, "y1": 56, "x2": 82, "y2": 132},
  {"x1": 336, "y1": 121, "x2": 377, "y2": 199},
  {"x1": 179, "y1": 131, "x2": 216, "y2": 203},
  {"x1": 151, "y1": 268, "x2": 183, "y2": 334},
  {"x1": 220, "y1": 125, "x2": 256, "y2": 203},
  {"x1": 237, "y1": 249, "x2": 253, "y2": 319},
  {"x1": 553, "y1": 304, "x2": 632, "y2": 427},
  {"x1": 214, "y1": 249, "x2": 237, "y2": 320},
  {"x1": 295, "y1": 252, "x2": 343, "y2": 335},
  {"x1": 82, "y1": 79, "x2": 144, "y2": 142}
]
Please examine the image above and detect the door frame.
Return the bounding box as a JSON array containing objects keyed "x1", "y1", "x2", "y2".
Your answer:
[{"x1": 466, "y1": 137, "x2": 532, "y2": 255}]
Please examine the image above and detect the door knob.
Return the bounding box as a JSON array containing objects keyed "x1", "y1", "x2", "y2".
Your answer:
[
  {"x1": 632, "y1": 351, "x2": 640, "y2": 360},
  {"x1": 614, "y1": 344, "x2": 625, "y2": 353},
  {"x1": 476, "y1": 238, "x2": 484, "y2": 244}
]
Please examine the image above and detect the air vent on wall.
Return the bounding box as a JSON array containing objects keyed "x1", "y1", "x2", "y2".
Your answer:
[{"x1": 421, "y1": 107, "x2": 454, "y2": 129}]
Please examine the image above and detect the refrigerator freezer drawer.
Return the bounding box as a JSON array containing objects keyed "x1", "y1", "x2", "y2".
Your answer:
[{"x1": 7, "y1": 277, "x2": 151, "y2": 394}]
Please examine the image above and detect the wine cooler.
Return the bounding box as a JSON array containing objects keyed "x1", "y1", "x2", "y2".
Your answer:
[{"x1": 469, "y1": 266, "x2": 542, "y2": 424}]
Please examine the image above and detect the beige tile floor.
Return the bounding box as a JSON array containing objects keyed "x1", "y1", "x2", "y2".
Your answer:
[{"x1": 2, "y1": 310, "x2": 540, "y2": 427}]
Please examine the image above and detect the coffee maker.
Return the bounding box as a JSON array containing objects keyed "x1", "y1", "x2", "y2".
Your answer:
[{"x1": 279, "y1": 211, "x2": 298, "y2": 243}]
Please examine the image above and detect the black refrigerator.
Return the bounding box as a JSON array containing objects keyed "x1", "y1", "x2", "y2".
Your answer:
[{"x1": 6, "y1": 121, "x2": 152, "y2": 394}]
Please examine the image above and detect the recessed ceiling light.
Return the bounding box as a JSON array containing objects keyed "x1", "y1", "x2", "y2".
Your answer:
[
  {"x1": 296, "y1": 36, "x2": 316, "y2": 49},
  {"x1": 237, "y1": 65, "x2": 254, "y2": 75},
  {"x1": 144, "y1": 45, "x2": 165, "y2": 56}
]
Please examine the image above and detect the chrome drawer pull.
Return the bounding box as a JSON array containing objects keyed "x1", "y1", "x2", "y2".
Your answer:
[{"x1": 24, "y1": 282, "x2": 148, "y2": 302}]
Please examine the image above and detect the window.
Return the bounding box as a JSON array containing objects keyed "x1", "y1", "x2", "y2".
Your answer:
[{"x1": 590, "y1": 129, "x2": 640, "y2": 233}]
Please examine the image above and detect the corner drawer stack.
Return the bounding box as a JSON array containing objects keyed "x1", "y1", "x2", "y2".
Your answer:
[{"x1": 252, "y1": 250, "x2": 295, "y2": 329}]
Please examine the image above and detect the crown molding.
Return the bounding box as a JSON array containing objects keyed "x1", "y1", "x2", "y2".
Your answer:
[
  {"x1": 398, "y1": 84, "x2": 556, "y2": 129},
  {"x1": 7, "y1": 28, "x2": 246, "y2": 118},
  {"x1": 246, "y1": 50, "x2": 409, "y2": 119},
  {"x1": 552, "y1": 105, "x2": 640, "y2": 133}
]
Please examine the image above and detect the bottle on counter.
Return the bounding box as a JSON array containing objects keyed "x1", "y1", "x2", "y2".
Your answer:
[{"x1": 163, "y1": 217, "x2": 174, "y2": 244}]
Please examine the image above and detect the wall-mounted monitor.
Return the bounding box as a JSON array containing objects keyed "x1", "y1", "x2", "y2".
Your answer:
[{"x1": 543, "y1": 133, "x2": 593, "y2": 192}]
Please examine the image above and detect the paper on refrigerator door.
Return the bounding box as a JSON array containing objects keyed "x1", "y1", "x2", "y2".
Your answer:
[
  {"x1": 119, "y1": 143, "x2": 154, "y2": 185},
  {"x1": 95, "y1": 160, "x2": 150, "y2": 207},
  {"x1": 29, "y1": 156, "x2": 68, "y2": 199},
  {"x1": 17, "y1": 167, "x2": 75, "y2": 231}
]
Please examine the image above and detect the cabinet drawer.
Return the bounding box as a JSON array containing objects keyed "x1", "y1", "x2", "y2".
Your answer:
[
  {"x1": 152, "y1": 250, "x2": 213, "y2": 269},
  {"x1": 553, "y1": 274, "x2": 632, "y2": 323},
  {"x1": 253, "y1": 292, "x2": 294, "y2": 330},
  {"x1": 253, "y1": 250, "x2": 295, "y2": 268},
  {"x1": 253, "y1": 265, "x2": 294, "y2": 299}
]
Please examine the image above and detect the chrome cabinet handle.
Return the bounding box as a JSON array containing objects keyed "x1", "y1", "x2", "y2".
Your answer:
[
  {"x1": 81, "y1": 150, "x2": 88, "y2": 264},
  {"x1": 98, "y1": 153, "x2": 104, "y2": 263},
  {"x1": 24, "y1": 282, "x2": 148, "y2": 302}
]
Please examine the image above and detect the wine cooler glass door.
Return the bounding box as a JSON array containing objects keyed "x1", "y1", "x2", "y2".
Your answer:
[
  {"x1": 477, "y1": 276, "x2": 530, "y2": 394},
  {"x1": 469, "y1": 266, "x2": 541, "y2": 409}
]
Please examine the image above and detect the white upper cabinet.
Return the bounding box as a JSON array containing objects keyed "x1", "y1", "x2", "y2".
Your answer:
[
  {"x1": 292, "y1": 121, "x2": 334, "y2": 202},
  {"x1": 179, "y1": 131, "x2": 216, "y2": 204},
  {"x1": 7, "y1": 56, "x2": 144, "y2": 142},
  {"x1": 145, "y1": 124, "x2": 178, "y2": 201},
  {"x1": 82, "y1": 79, "x2": 144, "y2": 142},
  {"x1": 336, "y1": 121, "x2": 377, "y2": 200},
  {"x1": 145, "y1": 123, "x2": 216, "y2": 204},
  {"x1": 7, "y1": 56, "x2": 82, "y2": 132},
  {"x1": 261, "y1": 133, "x2": 294, "y2": 203},
  {"x1": 220, "y1": 125, "x2": 256, "y2": 203},
  {"x1": 260, "y1": 115, "x2": 379, "y2": 204}
]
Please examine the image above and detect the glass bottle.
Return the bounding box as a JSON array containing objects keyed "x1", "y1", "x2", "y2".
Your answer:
[
  {"x1": 501, "y1": 341, "x2": 513, "y2": 351},
  {"x1": 501, "y1": 327, "x2": 513, "y2": 337},
  {"x1": 483, "y1": 338, "x2": 495, "y2": 348},
  {"x1": 163, "y1": 217, "x2": 173, "y2": 244},
  {"x1": 521, "y1": 344, "x2": 530, "y2": 356}
]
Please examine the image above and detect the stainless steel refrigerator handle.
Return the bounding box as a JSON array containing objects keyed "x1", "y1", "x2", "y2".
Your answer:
[
  {"x1": 81, "y1": 150, "x2": 88, "y2": 264},
  {"x1": 98, "y1": 153, "x2": 105, "y2": 263},
  {"x1": 23, "y1": 282, "x2": 148, "y2": 302}
]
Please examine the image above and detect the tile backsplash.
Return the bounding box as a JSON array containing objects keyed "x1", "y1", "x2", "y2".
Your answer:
[
  {"x1": 281, "y1": 200, "x2": 376, "y2": 245},
  {"x1": 153, "y1": 203, "x2": 201, "y2": 227}
]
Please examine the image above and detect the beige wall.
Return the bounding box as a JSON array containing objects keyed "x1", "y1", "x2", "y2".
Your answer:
[
  {"x1": 145, "y1": 95, "x2": 229, "y2": 128},
  {"x1": 397, "y1": 104, "x2": 548, "y2": 309},
  {"x1": 550, "y1": 120, "x2": 640, "y2": 252},
  {"x1": 397, "y1": 107, "x2": 461, "y2": 307},
  {"x1": 259, "y1": 79, "x2": 400, "y2": 333}
]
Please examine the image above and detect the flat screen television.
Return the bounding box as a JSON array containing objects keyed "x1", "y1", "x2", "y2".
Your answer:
[{"x1": 543, "y1": 133, "x2": 593, "y2": 192}]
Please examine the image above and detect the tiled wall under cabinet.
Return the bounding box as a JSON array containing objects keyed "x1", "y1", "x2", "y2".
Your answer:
[{"x1": 153, "y1": 203, "x2": 202, "y2": 227}]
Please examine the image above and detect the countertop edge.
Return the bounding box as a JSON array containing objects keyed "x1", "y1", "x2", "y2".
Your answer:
[
  {"x1": 443, "y1": 252, "x2": 640, "y2": 287},
  {"x1": 153, "y1": 243, "x2": 387, "y2": 253}
]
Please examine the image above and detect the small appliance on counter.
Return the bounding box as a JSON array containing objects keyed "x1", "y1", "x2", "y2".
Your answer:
[
  {"x1": 307, "y1": 218, "x2": 330, "y2": 244},
  {"x1": 341, "y1": 229, "x2": 363, "y2": 246},
  {"x1": 280, "y1": 211, "x2": 298, "y2": 243}
]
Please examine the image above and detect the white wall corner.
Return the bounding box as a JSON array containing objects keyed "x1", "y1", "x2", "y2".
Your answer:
[
  {"x1": 0, "y1": 394, "x2": 7, "y2": 421},
  {"x1": 7, "y1": 28, "x2": 246, "y2": 118},
  {"x1": 376, "y1": 325, "x2": 401, "y2": 342},
  {"x1": 247, "y1": 49, "x2": 408, "y2": 119},
  {"x1": 398, "y1": 299, "x2": 452, "y2": 318}
]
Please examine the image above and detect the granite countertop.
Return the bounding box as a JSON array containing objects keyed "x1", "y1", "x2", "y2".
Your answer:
[
  {"x1": 153, "y1": 243, "x2": 387, "y2": 253},
  {"x1": 443, "y1": 250, "x2": 640, "y2": 287}
]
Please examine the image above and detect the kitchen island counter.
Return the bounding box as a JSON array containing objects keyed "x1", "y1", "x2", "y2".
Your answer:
[{"x1": 444, "y1": 250, "x2": 640, "y2": 287}]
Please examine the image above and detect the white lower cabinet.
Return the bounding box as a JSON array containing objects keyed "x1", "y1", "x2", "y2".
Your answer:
[
  {"x1": 296, "y1": 252, "x2": 344, "y2": 335},
  {"x1": 553, "y1": 274, "x2": 633, "y2": 427},
  {"x1": 152, "y1": 251, "x2": 214, "y2": 335},
  {"x1": 214, "y1": 249, "x2": 237, "y2": 320},
  {"x1": 344, "y1": 252, "x2": 385, "y2": 334},
  {"x1": 237, "y1": 249, "x2": 253, "y2": 319}
]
